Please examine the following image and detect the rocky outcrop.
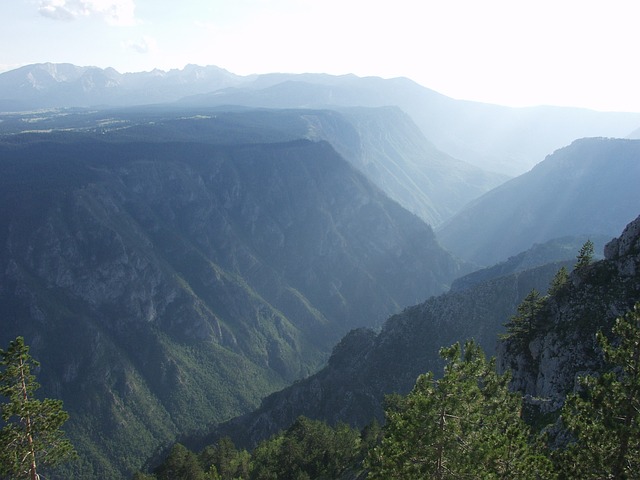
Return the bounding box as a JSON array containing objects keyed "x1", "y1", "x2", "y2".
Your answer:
[
  {"x1": 604, "y1": 214, "x2": 640, "y2": 260},
  {"x1": 499, "y1": 214, "x2": 640, "y2": 413}
]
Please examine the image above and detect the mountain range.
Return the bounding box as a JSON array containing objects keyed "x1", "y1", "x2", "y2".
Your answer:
[
  {"x1": 0, "y1": 105, "x2": 505, "y2": 228},
  {"x1": 0, "y1": 123, "x2": 464, "y2": 477},
  {"x1": 0, "y1": 63, "x2": 639, "y2": 479},
  {"x1": 198, "y1": 259, "x2": 572, "y2": 450},
  {"x1": 2, "y1": 63, "x2": 640, "y2": 176}
]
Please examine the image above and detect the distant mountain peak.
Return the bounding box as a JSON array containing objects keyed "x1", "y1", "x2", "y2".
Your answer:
[{"x1": 2, "y1": 63, "x2": 640, "y2": 177}]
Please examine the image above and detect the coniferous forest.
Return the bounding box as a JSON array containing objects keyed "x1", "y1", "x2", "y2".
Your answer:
[{"x1": 133, "y1": 302, "x2": 640, "y2": 479}]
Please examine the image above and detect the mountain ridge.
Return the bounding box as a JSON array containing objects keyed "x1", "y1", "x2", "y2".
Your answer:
[
  {"x1": 195, "y1": 258, "x2": 572, "y2": 451},
  {"x1": 3, "y1": 63, "x2": 640, "y2": 176},
  {"x1": 0, "y1": 105, "x2": 506, "y2": 227},
  {"x1": 187, "y1": 213, "x2": 640, "y2": 459},
  {"x1": 437, "y1": 137, "x2": 640, "y2": 265},
  {"x1": 0, "y1": 133, "x2": 464, "y2": 478}
]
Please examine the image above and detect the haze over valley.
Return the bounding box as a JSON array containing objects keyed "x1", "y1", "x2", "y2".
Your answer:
[
  {"x1": 1, "y1": 61, "x2": 639, "y2": 478},
  {"x1": 2, "y1": 3, "x2": 640, "y2": 478}
]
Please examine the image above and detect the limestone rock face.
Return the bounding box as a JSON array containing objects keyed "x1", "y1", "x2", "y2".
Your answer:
[
  {"x1": 499, "y1": 214, "x2": 640, "y2": 413},
  {"x1": 604, "y1": 214, "x2": 640, "y2": 260}
]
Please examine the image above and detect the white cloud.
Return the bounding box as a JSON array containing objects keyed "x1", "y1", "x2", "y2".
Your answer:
[
  {"x1": 38, "y1": 0, "x2": 75, "y2": 20},
  {"x1": 123, "y1": 35, "x2": 157, "y2": 54},
  {"x1": 38, "y1": 0, "x2": 136, "y2": 26}
]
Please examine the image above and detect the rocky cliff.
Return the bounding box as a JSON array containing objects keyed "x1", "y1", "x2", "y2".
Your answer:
[{"x1": 499, "y1": 214, "x2": 640, "y2": 414}]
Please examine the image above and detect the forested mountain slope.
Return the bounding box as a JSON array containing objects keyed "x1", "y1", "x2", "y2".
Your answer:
[
  {"x1": 0, "y1": 133, "x2": 463, "y2": 478},
  {"x1": 448, "y1": 234, "x2": 609, "y2": 292},
  {"x1": 196, "y1": 214, "x2": 640, "y2": 457},
  {"x1": 438, "y1": 137, "x2": 640, "y2": 266},
  {"x1": 199, "y1": 259, "x2": 570, "y2": 449},
  {"x1": 0, "y1": 106, "x2": 504, "y2": 226},
  {"x1": 330, "y1": 107, "x2": 506, "y2": 226},
  {"x1": 147, "y1": 215, "x2": 640, "y2": 479}
]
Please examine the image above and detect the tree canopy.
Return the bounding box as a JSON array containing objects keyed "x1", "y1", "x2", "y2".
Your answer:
[
  {"x1": 136, "y1": 302, "x2": 640, "y2": 480},
  {"x1": 575, "y1": 239, "x2": 595, "y2": 271},
  {"x1": 367, "y1": 340, "x2": 553, "y2": 479},
  {"x1": 558, "y1": 303, "x2": 640, "y2": 479},
  {"x1": 0, "y1": 336, "x2": 75, "y2": 480}
]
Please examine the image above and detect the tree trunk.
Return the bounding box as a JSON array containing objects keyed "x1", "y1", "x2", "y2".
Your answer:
[{"x1": 19, "y1": 357, "x2": 38, "y2": 480}]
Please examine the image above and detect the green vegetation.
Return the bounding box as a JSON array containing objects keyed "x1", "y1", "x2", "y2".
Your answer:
[
  {"x1": 141, "y1": 302, "x2": 640, "y2": 479},
  {"x1": 368, "y1": 340, "x2": 552, "y2": 479},
  {"x1": 575, "y1": 239, "x2": 595, "y2": 272},
  {"x1": 547, "y1": 265, "x2": 569, "y2": 296},
  {"x1": 502, "y1": 262, "x2": 573, "y2": 344},
  {"x1": 557, "y1": 303, "x2": 640, "y2": 478},
  {"x1": 133, "y1": 417, "x2": 364, "y2": 480},
  {"x1": 0, "y1": 130, "x2": 465, "y2": 478},
  {"x1": 502, "y1": 288, "x2": 546, "y2": 343},
  {"x1": 0, "y1": 337, "x2": 76, "y2": 480},
  {"x1": 250, "y1": 417, "x2": 362, "y2": 480},
  {"x1": 2, "y1": 118, "x2": 639, "y2": 480}
]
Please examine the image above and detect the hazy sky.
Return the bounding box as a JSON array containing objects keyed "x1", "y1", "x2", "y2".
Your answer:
[{"x1": 2, "y1": 0, "x2": 639, "y2": 112}]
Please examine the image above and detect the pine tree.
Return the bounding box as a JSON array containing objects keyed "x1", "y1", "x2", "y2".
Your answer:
[
  {"x1": 575, "y1": 239, "x2": 594, "y2": 272},
  {"x1": 548, "y1": 266, "x2": 569, "y2": 296},
  {"x1": 250, "y1": 416, "x2": 360, "y2": 480},
  {"x1": 559, "y1": 303, "x2": 640, "y2": 479},
  {"x1": 502, "y1": 289, "x2": 545, "y2": 343},
  {"x1": 199, "y1": 437, "x2": 249, "y2": 480},
  {"x1": 368, "y1": 341, "x2": 553, "y2": 479},
  {"x1": 0, "y1": 336, "x2": 75, "y2": 480},
  {"x1": 155, "y1": 443, "x2": 206, "y2": 480}
]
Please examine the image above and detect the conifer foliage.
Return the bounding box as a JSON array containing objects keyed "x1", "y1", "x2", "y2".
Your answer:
[
  {"x1": 367, "y1": 341, "x2": 552, "y2": 479},
  {"x1": 575, "y1": 239, "x2": 595, "y2": 272},
  {"x1": 0, "y1": 336, "x2": 75, "y2": 480},
  {"x1": 139, "y1": 307, "x2": 640, "y2": 479},
  {"x1": 558, "y1": 303, "x2": 640, "y2": 479},
  {"x1": 502, "y1": 289, "x2": 546, "y2": 343},
  {"x1": 548, "y1": 265, "x2": 569, "y2": 297},
  {"x1": 136, "y1": 246, "x2": 640, "y2": 480}
]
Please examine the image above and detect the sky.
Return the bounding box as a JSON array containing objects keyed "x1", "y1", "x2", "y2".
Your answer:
[{"x1": 2, "y1": 0, "x2": 640, "y2": 112}]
